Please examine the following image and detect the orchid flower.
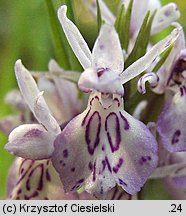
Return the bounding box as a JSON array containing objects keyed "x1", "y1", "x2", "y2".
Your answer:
[
  {"x1": 137, "y1": 23, "x2": 186, "y2": 153},
  {"x1": 84, "y1": 0, "x2": 180, "y2": 37},
  {"x1": 3, "y1": 60, "x2": 90, "y2": 200},
  {"x1": 5, "y1": 60, "x2": 61, "y2": 160},
  {"x1": 164, "y1": 152, "x2": 186, "y2": 199},
  {"x1": 7, "y1": 157, "x2": 82, "y2": 200},
  {"x1": 144, "y1": 123, "x2": 186, "y2": 199},
  {"x1": 5, "y1": 58, "x2": 83, "y2": 159},
  {"x1": 50, "y1": 5, "x2": 180, "y2": 197}
]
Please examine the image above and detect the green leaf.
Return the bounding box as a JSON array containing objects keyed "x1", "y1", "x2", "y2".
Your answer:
[
  {"x1": 153, "y1": 44, "x2": 174, "y2": 72},
  {"x1": 96, "y1": 0, "x2": 102, "y2": 33},
  {"x1": 125, "y1": 10, "x2": 156, "y2": 69},
  {"x1": 115, "y1": 0, "x2": 133, "y2": 51},
  {"x1": 115, "y1": 4, "x2": 125, "y2": 41},
  {"x1": 45, "y1": 0, "x2": 70, "y2": 69},
  {"x1": 122, "y1": 0, "x2": 133, "y2": 51},
  {"x1": 139, "y1": 179, "x2": 172, "y2": 200}
]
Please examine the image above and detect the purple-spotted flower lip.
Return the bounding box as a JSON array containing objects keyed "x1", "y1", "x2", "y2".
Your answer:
[
  {"x1": 156, "y1": 81, "x2": 186, "y2": 153},
  {"x1": 51, "y1": 90, "x2": 158, "y2": 196},
  {"x1": 7, "y1": 157, "x2": 89, "y2": 200}
]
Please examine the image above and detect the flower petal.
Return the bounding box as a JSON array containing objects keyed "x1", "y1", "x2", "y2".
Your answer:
[
  {"x1": 52, "y1": 91, "x2": 158, "y2": 195},
  {"x1": 5, "y1": 124, "x2": 55, "y2": 159},
  {"x1": 150, "y1": 162, "x2": 186, "y2": 179},
  {"x1": 15, "y1": 60, "x2": 39, "y2": 113},
  {"x1": 48, "y1": 60, "x2": 82, "y2": 119},
  {"x1": 7, "y1": 158, "x2": 80, "y2": 200},
  {"x1": 34, "y1": 92, "x2": 61, "y2": 135},
  {"x1": 122, "y1": 0, "x2": 150, "y2": 36},
  {"x1": 58, "y1": 5, "x2": 92, "y2": 69},
  {"x1": 15, "y1": 60, "x2": 60, "y2": 135},
  {"x1": 132, "y1": 101, "x2": 148, "y2": 120},
  {"x1": 121, "y1": 26, "x2": 181, "y2": 84},
  {"x1": 151, "y1": 3, "x2": 180, "y2": 35},
  {"x1": 137, "y1": 72, "x2": 159, "y2": 94},
  {"x1": 106, "y1": 110, "x2": 158, "y2": 195},
  {"x1": 95, "y1": 186, "x2": 135, "y2": 200},
  {"x1": 7, "y1": 157, "x2": 20, "y2": 197},
  {"x1": 122, "y1": 0, "x2": 161, "y2": 36},
  {"x1": 157, "y1": 88, "x2": 186, "y2": 152},
  {"x1": 84, "y1": 151, "x2": 116, "y2": 196},
  {"x1": 92, "y1": 24, "x2": 124, "y2": 74},
  {"x1": 52, "y1": 109, "x2": 94, "y2": 192},
  {"x1": 83, "y1": 0, "x2": 115, "y2": 25}
]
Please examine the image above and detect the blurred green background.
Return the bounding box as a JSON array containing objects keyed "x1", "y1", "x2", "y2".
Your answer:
[{"x1": 0, "y1": 0, "x2": 185, "y2": 199}]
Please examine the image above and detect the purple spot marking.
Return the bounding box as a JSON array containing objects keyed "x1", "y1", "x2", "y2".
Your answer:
[
  {"x1": 175, "y1": 166, "x2": 186, "y2": 174},
  {"x1": 172, "y1": 130, "x2": 181, "y2": 145},
  {"x1": 46, "y1": 169, "x2": 51, "y2": 182},
  {"x1": 165, "y1": 9, "x2": 171, "y2": 17},
  {"x1": 81, "y1": 108, "x2": 91, "y2": 126},
  {"x1": 180, "y1": 86, "x2": 186, "y2": 96},
  {"x1": 113, "y1": 158, "x2": 124, "y2": 173},
  {"x1": 180, "y1": 87, "x2": 184, "y2": 96},
  {"x1": 20, "y1": 168, "x2": 24, "y2": 174},
  {"x1": 119, "y1": 112, "x2": 130, "y2": 130},
  {"x1": 90, "y1": 96, "x2": 100, "y2": 106},
  {"x1": 102, "y1": 145, "x2": 105, "y2": 151},
  {"x1": 16, "y1": 160, "x2": 34, "y2": 186},
  {"x1": 71, "y1": 179, "x2": 84, "y2": 191},
  {"x1": 71, "y1": 167, "x2": 75, "y2": 172},
  {"x1": 105, "y1": 112, "x2": 121, "y2": 153},
  {"x1": 26, "y1": 164, "x2": 44, "y2": 191},
  {"x1": 139, "y1": 156, "x2": 152, "y2": 165},
  {"x1": 93, "y1": 161, "x2": 96, "y2": 182},
  {"x1": 24, "y1": 128, "x2": 42, "y2": 138},
  {"x1": 63, "y1": 149, "x2": 68, "y2": 158},
  {"x1": 88, "y1": 161, "x2": 93, "y2": 171},
  {"x1": 99, "y1": 44, "x2": 105, "y2": 50},
  {"x1": 77, "y1": 179, "x2": 84, "y2": 184},
  {"x1": 17, "y1": 189, "x2": 22, "y2": 195},
  {"x1": 184, "y1": 86, "x2": 186, "y2": 93},
  {"x1": 114, "y1": 98, "x2": 120, "y2": 107},
  {"x1": 85, "y1": 111, "x2": 101, "y2": 155},
  {"x1": 118, "y1": 178, "x2": 127, "y2": 187},
  {"x1": 59, "y1": 160, "x2": 66, "y2": 167},
  {"x1": 97, "y1": 68, "x2": 105, "y2": 77},
  {"x1": 105, "y1": 157, "x2": 112, "y2": 173},
  {"x1": 24, "y1": 191, "x2": 39, "y2": 200}
]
